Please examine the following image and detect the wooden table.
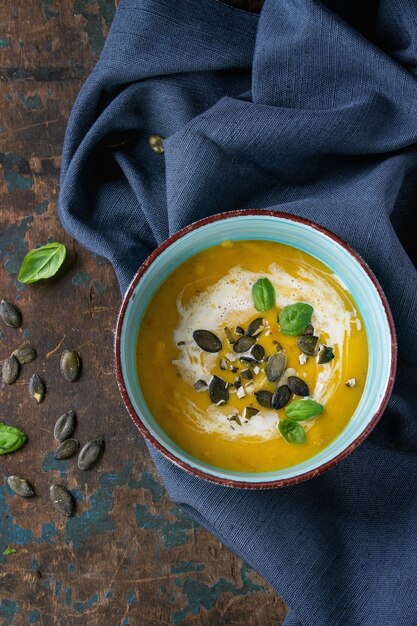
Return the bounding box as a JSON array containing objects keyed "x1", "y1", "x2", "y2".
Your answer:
[{"x1": 0, "y1": 1, "x2": 287, "y2": 624}]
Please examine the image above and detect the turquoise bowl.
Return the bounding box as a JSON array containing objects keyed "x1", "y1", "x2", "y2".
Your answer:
[{"x1": 115, "y1": 211, "x2": 397, "y2": 488}]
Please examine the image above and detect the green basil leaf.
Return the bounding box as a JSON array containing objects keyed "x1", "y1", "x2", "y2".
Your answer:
[
  {"x1": 3, "y1": 547, "x2": 17, "y2": 556},
  {"x1": 278, "y1": 419, "x2": 306, "y2": 444},
  {"x1": 278, "y1": 302, "x2": 313, "y2": 336},
  {"x1": 252, "y1": 278, "x2": 276, "y2": 312},
  {"x1": 285, "y1": 399, "x2": 324, "y2": 421},
  {"x1": 18, "y1": 242, "x2": 66, "y2": 284},
  {"x1": 0, "y1": 423, "x2": 27, "y2": 455}
]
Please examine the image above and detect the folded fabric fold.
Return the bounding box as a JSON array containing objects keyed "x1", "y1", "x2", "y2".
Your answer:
[{"x1": 58, "y1": 1, "x2": 417, "y2": 624}]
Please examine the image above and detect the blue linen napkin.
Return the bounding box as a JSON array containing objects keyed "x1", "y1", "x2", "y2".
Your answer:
[{"x1": 58, "y1": 0, "x2": 417, "y2": 623}]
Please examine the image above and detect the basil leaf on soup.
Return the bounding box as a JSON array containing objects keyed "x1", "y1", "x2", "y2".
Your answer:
[
  {"x1": 278, "y1": 302, "x2": 313, "y2": 336},
  {"x1": 0, "y1": 423, "x2": 27, "y2": 455},
  {"x1": 18, "y1": 242, "x2": 67, "y2": 284},
  {"x1": 285, "y1": 399, "x2": 324, "y2": 421},
  {"x1": 278, "y1": 419, "x2": 306, "y2": 444},
  {"x1": 252, "y1": 278, "x2": 276, "y2": 312}
]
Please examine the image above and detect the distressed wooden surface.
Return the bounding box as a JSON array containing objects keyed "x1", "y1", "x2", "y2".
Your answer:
[{"x1": 0, "y1": 1, "x2": 287, "y2": 624}]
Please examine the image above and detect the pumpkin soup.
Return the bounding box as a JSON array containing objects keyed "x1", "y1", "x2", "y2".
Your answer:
[{"x1": 136, "y1": 240, "x2": 368, "y2": 472}]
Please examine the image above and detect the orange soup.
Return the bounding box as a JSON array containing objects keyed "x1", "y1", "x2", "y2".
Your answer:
[{"x1": 136, "y1": 240, "x2": 368, "y2": 472}]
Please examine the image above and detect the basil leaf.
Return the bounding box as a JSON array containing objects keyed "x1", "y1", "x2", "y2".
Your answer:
[
  {"x1": 285, "y1": 399, "x2": 324, "y2": 421},
  {"x1": 3, "y1": 547, "x2": 17, "y2": 556},
  {"x1": 278, "y1": 302, "x2": 313, "y2": 336},
  {"x1": 0, "y1": 423, "x2": 27, "y2": 455},
  {"x1": 18, "y1": 242, "x2": 66, "y2": 284},
  {"x1": 252, "y1": 278, "x2": 276, "y2": 312},
  {"x1": 278, "y1": 419, "x2": 306, "y2": 444}
]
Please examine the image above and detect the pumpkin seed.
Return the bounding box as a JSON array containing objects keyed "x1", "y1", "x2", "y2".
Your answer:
[
  {"x1": 208, "y1": 376, "x2": 229, "y2": 404},
  {"x1": 266, "y1": 351, "x2": 286, "y2": 382},
  {"x1": 228, "y1": 415, "x2": 242, "y2": 426},
  {"x1": 287, "y1": 376, "x2": 310, "y2": 397},
  {"x1": 345, "y1": 378, "x2": 356, "y2": 388},
  {"x1": 60, "y1": 350, "x2": 81, "y2": 382},
  {"x1": 224, "y1": 327, "x2": 235, "y2": 344},
  {"x1": 54, "y1": 410, "x2": 76, "y2": 441},
  {"x1": 54, "y1": 438, "x2": 79, "y2": 460},
  {"x1": 78, "y1": 437, "x2": 105, "y2": 470},
  {"x1": 272, "y1": 385, "x2": 291, "y2": 409},
  {"x1": 50, "y1": 483, "x2": 75, "y2": 516},
  {"x1": 246, "y1": 318, "x2": 264, "y2": 337},
  {"x1": 251, "y1": 344, "x2": 265, "y2": 362},
  {"x1": 192, "y1": 330, "x2": 222, "y2": 353},
  {"x1": 2, "y1": 356, "x2": 20, "y2": 384},
  {"x1": 254, "y1": 390, "x2": 273, "y2": 408},
  {"x1": 12, "y1": 346, "x2": 36, "y2": 364},
  {"x1": 235, "y1": 326, "x2": 245, "y2": 336},
  {"x1": 0, "y1": 300, "x2": 22, "y2": 328},
  {"x1": 233, "y1": 335, "x2": 256, "y2": 353},
  {"x1": 28, "y1": 373, "x2": 45, "y2": 404},
  {"x1": 303, "y1": 324, "x2": 314, "y2": 336},
  {"x1": 243, "y1": 407, "x2": 259, "y2": 419},
  {"x1": 317, "y1": 345, "x2": 335, "y2": 364},
  {"x1": 297, "y1": 335, "x2": 319, "y2": 356},
  {"x1": 194, "y1": 379, "x2": 207, "y2": 392},
  {"x1": 219, "y1": 358, "x2": 228, "y2": 370},
  {"x1": 274, "y1": 341, "x2": 283, "y2": 351},
  {"x1": 241, "y1": 368, "x2": 253, "y2": 380},
  {"x1": 7, "y1": 475, "x2": 35, "y2": 497}
]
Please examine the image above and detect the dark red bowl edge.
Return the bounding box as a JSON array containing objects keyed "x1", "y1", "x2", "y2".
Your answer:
[{"x1": 114, "y1": 209, "x2": 398, "y2": 490}]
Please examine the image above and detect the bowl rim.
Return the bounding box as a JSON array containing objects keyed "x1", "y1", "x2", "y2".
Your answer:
[{"x1": 114, "y1": 209, "x2": 397, "y2": 489}]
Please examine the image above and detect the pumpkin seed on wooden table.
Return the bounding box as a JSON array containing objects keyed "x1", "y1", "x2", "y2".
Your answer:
[
  {"x1": 28, "y1": 373, "x2": 46, "y2": 404},
  {"x1": 54, "y1": 410, "x2": 76, "y2": 441},
  {"x1": 78, "y1": 437, "x2": 105, "y2": 470},
  {"x1": 266, "y1": 351, "x2": 286, "y2": 382},
  {"x1": 50, "y1": 483, "x2": 75, "y2": 516},
  {"x1": 287, "y1": 376, "x2": 310, "y2": 397},
  {"x1": 54, "y1": 439, "x2": 79, "y2": 460},
  {"x1": 0, "y1": 299, "x2": 22, "y2": 328},
  {"x1": 60, "y1": 350, "x2": 81, "y2": 382},
  {"x1": 12, "y1": 346, "x2": 36, "y2": 364},
  {"x1": 7, "y1": 475, "x2": 35, "y2": 497},
  {"x1": 2, "y1": 355, "x2": 20, "y2": 384},
  {"x1": 193, "y1": 330, "x2": 222, "y2": 353}
]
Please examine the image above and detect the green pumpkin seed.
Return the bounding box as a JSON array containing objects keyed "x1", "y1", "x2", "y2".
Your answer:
[
  {"x1": 28, "y1": 373, "x2": 46, "y2": 404},
  {"x1": 7, "y1": 475, "x2": 35, "y2": 497},
  {"x1": 287, "y1": 376, "x2": 310, "y2": 397},
  {"x1": 233, "y1": 335, "x2": 256, "y2": 353},
  {"x1": 272, "y1": 385, "x2": 291, "y2": 409},
  {"x1": 2, "y1": 356, "x2": 20, "y2": 384},
  {"x1": 54, "y1": 438, "x2": 79, "y2": 460},
  {"x1": 50, "y1": 483, "x2": 75, "y2": 516},
  {"x1": 241, "y1": 368, "x2": 253, "y2": 380},
  {"x1": 303, "y1": 324, "x2": 314, "y2": 336},
  {"x1": 297, "y1": 335, "x2": 319, "y2": 356},
  {"x1": 12, "y1": 346, "x2": 36, "y2": 364},
  {"x1": 54, "y1": 410, "x2": 76, "y2": 441},
  {"x1": 254, "y1": 390, "x2": 273, "y2": 408},
  {"x1": 192, "y1": 330, "x2": 222, "y2": 353},
  {"x1": 60, "y1": 350, "x2": 81, "y2": 382},
  {"x1": 251, "y1": 344, "x2": 265, "y2": 362},
  {"x1": 194, "y1": 379, "x2": 207, "y2": 392},
  {"x1": 219, "y1": 358, "x2": 228, "y2": 370},
  {"x1": 0, "y1": 300, "x2": 22, "y2": 328},
  {"x1": 317, "y1": 345, "x2": 335, "y2": 364},
  {"x1": 235, "y1": 326, "x2": 245, "y2": 336},
  {"x1": 243, "y1": 407, "x2": 259, "y2": 419},
  {"x1": 78, "y1": 437, "x2": 105, "y2": 470},
  {"x1": 266, "y1": 351, "x2": 286, "y2": 382},
  {"x1": 246, "y1": 318, "x2": 264, "y2": 337},
  {"x1": 224, "y1": 327, "x2": 235, "y2": 344},
  {"x1": 208, "y1": 376, "x2": 229, "y2": 404}
]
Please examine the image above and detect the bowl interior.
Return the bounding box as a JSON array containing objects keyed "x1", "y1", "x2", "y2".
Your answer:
[{"x1": 119, "y1": 214, "x2": 395, "y2": 484}]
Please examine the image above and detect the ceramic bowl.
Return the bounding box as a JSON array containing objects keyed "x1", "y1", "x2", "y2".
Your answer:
[{"x1": 115, "y1": 211, "x2": 397, "y2": 488}]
